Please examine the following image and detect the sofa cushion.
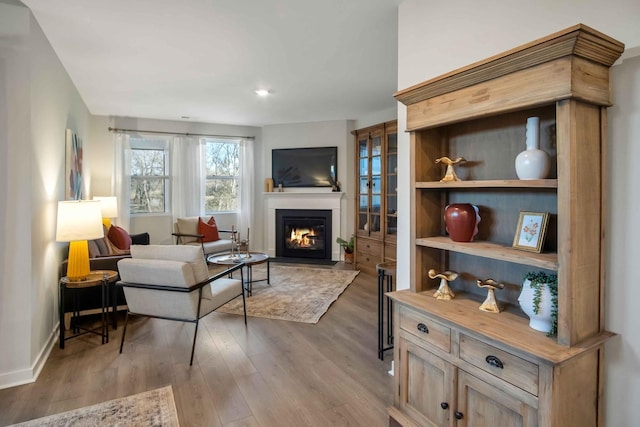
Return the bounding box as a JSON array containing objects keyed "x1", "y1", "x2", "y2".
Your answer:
[
  {"x1": 198, "y1": 217, "x2": 220, "y2": 242},
  {"x1": 108, "y1": 225, "x2": 133, "y2": 250}
]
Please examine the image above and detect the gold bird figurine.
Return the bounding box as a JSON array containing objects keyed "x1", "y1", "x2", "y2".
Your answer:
[
  {"x1": 477, "y1": 278, "x2": 504, "y2": 313},
  {"x1": 435, "y1": 156, "x2": 466, "y2": 182},
  {"x1": 428, "y1": 269, "x2": 458, "y2": 300}
]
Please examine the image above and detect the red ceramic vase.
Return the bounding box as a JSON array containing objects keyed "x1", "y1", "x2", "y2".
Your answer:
[{"x1": 444, "y1": 203, "x2": 480, "y2": 242}]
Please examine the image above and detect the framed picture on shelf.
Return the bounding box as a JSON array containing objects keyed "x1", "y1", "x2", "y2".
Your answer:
[{"x1": 513, "y1": 211, "x2": 549, "y2": 253}]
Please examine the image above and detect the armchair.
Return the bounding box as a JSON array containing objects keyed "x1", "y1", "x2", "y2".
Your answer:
[
  {"x1": 116, "y1": 244, "x2": 246, "y2": 365},
  {"x1": 172, "y1": 216, "x2": 236, "y2": 256}
]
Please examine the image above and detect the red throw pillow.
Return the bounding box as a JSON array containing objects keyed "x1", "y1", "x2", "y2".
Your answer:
[
  {"x1": 198, "y1": 217, "x2": 220, "y2": 242},
  {"x1": 107, "y1": 225, "x2": 133, "y2": 250}
]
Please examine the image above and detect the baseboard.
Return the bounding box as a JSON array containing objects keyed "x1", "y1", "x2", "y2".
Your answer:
[{"x1": 0, "y1": 325, "x2": 56, "y2": 390}]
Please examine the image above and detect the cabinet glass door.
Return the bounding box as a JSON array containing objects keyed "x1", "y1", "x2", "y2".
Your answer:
[
  {"x1": 386, "y1": 130, "x2": 398, "y2": 236},
  {"x1": 357, "y1": 136, "x2": 370, "y2": 235},
  {"x1": 370, "y1": 131, "x2": 382, "y2": 236},
  {"x1": 356, "y1": 131, "x2": 382, "y2": 237}
]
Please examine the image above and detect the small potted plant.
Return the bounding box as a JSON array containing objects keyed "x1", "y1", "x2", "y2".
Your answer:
[
  {"x1": 517, "y1": 271, "x2": 558, "y2": 336},
  {"x1": 336, "y1": 236, "x2": 354, "y2": 263}
]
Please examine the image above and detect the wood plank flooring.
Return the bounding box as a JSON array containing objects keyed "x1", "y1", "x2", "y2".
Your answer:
[{"x1": 0, "y1": 263, "x2": 394, "y2": 427}]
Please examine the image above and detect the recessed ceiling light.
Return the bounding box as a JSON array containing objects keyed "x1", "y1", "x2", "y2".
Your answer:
[{"x1": 255, "y1": 89, "x2": 270, "y2": 97}]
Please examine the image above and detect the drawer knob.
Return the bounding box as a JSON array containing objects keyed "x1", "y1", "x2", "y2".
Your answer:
[
  {"x1": 455, "y1": 411, "x2": 464, "y2": 420},
  {"x1": 485, "y1": 355, "x2": 504, "y2": 369},
  {"x1": 440, "y1": 402, "x2": 449, "y2": 410},
  {"x1": 416, "y1": 323, "x2": 429, "y2": 334}
]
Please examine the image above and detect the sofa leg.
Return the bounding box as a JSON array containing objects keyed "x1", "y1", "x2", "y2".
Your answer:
[{"x1": 119, "y1": 311, "x2": 129, "y2": 354}]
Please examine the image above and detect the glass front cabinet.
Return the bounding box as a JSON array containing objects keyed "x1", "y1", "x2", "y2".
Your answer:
[{"x1": 353, "y1": 120, "x2": 397, "y2": 274}]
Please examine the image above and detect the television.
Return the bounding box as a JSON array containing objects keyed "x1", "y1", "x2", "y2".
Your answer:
[{"x1": 272, "y1": 147, "x2": 337, "y2": 188}]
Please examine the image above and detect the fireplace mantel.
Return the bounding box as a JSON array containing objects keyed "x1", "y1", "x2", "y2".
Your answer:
[{"x1": 265, "y1": 191, "x2": 345, "y2": 260}]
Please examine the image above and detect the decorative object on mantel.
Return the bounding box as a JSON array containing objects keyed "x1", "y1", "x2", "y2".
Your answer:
[
  {"x1": 512, "y1": 211, "x2": 549, "y2": 253},
  {"x1": 435, "y1": 156, "x2": 466, "y2": 182},
  {"x1": 515, "y1": 116, "x2": 550, "y2": 180},
  {"x1": 477, "y1": 278, "x2": 504, "y2": 313},
  {"x1": 265, "y1": 178, "x2": 274, "y2": 192},
  {"x1": 518, "y1": 271, "x2": 558, "y2": 335},
  {"x1": 428, "y1": 269, "x2": 458, "y2": 300},
  {"x1": 444, "y1": 203, "x2": 480, "y2": 242}
]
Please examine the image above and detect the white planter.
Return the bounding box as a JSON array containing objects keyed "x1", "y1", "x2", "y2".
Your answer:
[{"x1": 518, "y1": 279, "x2": 554, "y2": 333}]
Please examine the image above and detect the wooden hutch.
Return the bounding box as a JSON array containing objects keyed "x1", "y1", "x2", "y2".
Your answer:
[{"x1": 388, "y1": 25, "x2": 624, "y2": 427}]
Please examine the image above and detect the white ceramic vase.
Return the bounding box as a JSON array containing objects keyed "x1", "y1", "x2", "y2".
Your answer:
[
  {"x1": 518, "y1": 279, "x2": 554, "y2": 333},
  {"x1": 515, "y1": 117, "x2": 550, "y2": 180}
]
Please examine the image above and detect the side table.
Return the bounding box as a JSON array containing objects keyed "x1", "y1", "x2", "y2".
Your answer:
[
  {"x1": 377, "y1": 261, "x2": 396, "y2": 360},
  {"x1": 59, "y1": 270, "x2": 117, "y2": 349}
]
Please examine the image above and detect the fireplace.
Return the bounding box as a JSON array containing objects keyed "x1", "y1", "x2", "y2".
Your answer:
[{"x1": 276, "y1": 209, "x2": 332, "y2": 260}]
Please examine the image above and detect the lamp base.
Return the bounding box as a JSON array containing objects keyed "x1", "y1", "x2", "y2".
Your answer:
[
  {"x1": 66, "y1": 240, "x2": 91, "y2": 281},
  {"x1": 102, "y1": 218, "x2": 111, "y2": 229}
]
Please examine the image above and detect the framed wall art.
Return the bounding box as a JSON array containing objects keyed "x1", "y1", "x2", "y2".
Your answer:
[
  {"x1": 65, "y1": 129, "x2": 84, "y2": 200},
  {"x1": 513, "y1": 211, "x2": 549, "y2": 253}
]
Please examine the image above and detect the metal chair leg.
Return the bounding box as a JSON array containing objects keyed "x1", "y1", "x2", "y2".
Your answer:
[
  {"x1": 190, "y1": 319, "x2": 199, "y2": 366},
  {"x1": 119, "y1": 311, "x2": 129, "y2": 354}
]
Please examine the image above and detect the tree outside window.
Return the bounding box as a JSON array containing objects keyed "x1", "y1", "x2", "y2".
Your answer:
[
  {"x1": 130, "y1": 140, "x2": 169, "y2": 214},
  {"x1": 204, "y1": 139, "x2": 239, "y2": 213}
]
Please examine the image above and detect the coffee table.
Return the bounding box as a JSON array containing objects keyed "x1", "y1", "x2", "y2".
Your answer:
[{"x1": 207, "y1": 252, "x2": 270, "y2": 296}]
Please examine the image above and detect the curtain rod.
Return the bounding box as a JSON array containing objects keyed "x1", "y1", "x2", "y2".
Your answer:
[{"x1": 108, "y1": 126, "x2": 255, "y2": 140}]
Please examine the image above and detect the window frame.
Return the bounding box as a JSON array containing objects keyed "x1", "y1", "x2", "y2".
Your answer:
[
  {"x1": 203, "y1": 138, "x2": 240, "y2": 215},
  {"x1": 129, "y1": 137, "x2": 171, "y2": 216}
]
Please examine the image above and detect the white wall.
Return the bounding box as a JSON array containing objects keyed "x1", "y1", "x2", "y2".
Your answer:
[
  {"x1": 0, "y1": 2, "x2": 93, "y2": 388},
  {"x1": 397, "y1": 1, "x2": 640, "y2": 425}
]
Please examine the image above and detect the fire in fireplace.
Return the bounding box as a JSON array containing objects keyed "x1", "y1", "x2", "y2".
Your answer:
[{"x1": 276, "y1": 209, "x2": 332, "y2": 260}]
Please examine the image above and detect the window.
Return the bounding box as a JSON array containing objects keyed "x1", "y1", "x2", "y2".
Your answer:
[
  {"x1": 129, "y1": 137, "x2": 170, "y2": 214},
  {"x1": 204, "y1": 139, "x2": 239, "y2": 213}
]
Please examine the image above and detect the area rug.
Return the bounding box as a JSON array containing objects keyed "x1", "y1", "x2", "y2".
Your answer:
[
  {"x1": 10, "y1": 385, "x2": 179, "y2": 427},
  {"x1": 215, "y1": 264, "x2": 359, "y2": 323}
]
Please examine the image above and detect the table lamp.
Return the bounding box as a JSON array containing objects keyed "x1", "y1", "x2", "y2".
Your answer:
[
  {"x1": 56, "y1": 200, "x2": 104, "y2": 281},
  {"x1": 93, "y1": 196, "x2": 118, "y2": 228}
]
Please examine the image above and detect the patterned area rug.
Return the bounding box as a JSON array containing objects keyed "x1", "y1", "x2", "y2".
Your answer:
[
  {"x1": 10, "y1": 386, "x2": 179, "y2": 427},
  {"x1": 214, "y1": 263, "x2": 360, "y2": 323}
]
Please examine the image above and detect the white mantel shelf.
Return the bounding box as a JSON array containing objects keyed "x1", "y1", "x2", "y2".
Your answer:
[
  {"x1": 264, "y1": 191, "x2": 345, "y2": 199},
  {"x1": 264, "y1": 191, "x2": 345, "y2": 261}
]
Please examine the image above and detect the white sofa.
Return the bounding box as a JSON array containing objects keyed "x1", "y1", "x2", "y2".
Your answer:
[{"x1": 172, "y1": 216, "x2": 235, "y2": 256}]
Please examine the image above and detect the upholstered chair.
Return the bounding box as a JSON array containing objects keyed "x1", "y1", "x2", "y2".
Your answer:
[
  {"x1": 117, "y1": 244, "x2": 246, "y2": 365},
  {"x1": 172, "y1": 216, "x2": 236, "y2": 256}
]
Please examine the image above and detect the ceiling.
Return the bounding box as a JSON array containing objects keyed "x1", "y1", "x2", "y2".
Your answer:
[{"x1": 21, "y1": 0, "x2": 400, "y2": 127}]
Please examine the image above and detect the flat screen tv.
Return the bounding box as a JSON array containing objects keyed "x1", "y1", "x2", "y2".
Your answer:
[{"x1": 272, "y1": 146, "x2": 337, "y2": 188}]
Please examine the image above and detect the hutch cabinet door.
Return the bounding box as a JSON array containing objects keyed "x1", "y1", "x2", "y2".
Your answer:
[
  {"x1": 398, "y1": 338, "x2": 455, "y2": 427},
  {"x1": 456, "y1": 370, "x2": 537, "y2": 427}
]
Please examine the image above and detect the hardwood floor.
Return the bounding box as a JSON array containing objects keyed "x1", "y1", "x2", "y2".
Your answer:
[{"x1": 0, "y1": 263, "x2": 394, "y2": 427}]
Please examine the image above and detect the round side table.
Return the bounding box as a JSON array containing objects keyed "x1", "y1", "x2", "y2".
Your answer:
[{"x1": 59, "y1": 270, "x2": 117, "y2": 349}]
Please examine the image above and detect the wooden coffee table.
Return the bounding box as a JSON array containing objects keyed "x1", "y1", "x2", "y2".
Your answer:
[{"x1": 207, "y1": 252, "x2": 270, "y2": 296}]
